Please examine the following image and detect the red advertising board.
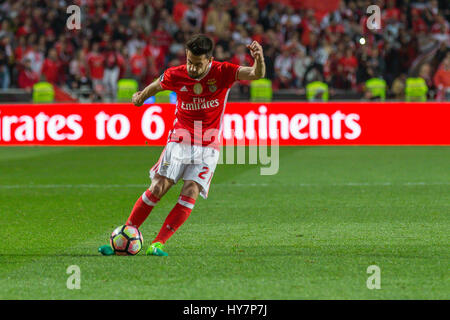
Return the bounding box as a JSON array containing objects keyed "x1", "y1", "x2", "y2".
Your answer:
[{"x1": 0, "y1": 102, "x2": 449, "y2": 146}]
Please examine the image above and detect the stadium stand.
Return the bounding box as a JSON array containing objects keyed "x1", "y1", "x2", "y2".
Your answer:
[{"x1": 0, "y1": 0, "x2": 448, "y2": 102}]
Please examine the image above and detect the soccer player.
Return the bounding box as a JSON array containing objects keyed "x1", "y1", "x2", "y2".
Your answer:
[{"x1": 99, "y1": 34, "x2": 265, "y2": 256}]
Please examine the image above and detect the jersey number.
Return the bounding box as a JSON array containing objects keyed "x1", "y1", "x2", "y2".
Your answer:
[{"x1": 198, "y1": 166, "x2": 209, "y2": 180}]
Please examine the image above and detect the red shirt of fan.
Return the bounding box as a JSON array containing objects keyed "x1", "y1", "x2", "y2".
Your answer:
[
  {"x1": 42, "y1": 58, "x2": 60, "y2": 84},
  {"x1": 130, "y1": 53, "x2": 147, "y2": 77},
  {"x1": 159, "y1": 60, "x2": 240, "y2": 150},
  {"x1": 87, "y1": 53, "x2": 105, "y2": 80}
]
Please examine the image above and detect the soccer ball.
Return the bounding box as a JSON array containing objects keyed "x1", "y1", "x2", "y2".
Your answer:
[{"x1": 110, "y1": 225, "x2": 143, "y2": 255}]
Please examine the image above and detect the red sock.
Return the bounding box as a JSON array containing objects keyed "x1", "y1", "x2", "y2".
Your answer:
[
  {"x1": 126, "y1": 189, "x2": 160, "y2": 228},
  {"x1": 153, "y1": 195, "x2": 196, "y2": 244}
]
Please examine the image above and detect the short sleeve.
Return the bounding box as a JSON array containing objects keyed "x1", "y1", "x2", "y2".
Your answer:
[
  {"x1": 159, "y1": 68, "x2": 176, "y2": 91},
  {"x1": 220, "y1": 62, "x2": 241, "y2": 88}
]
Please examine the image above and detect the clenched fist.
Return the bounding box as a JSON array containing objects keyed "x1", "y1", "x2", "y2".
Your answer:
[
  {"x1": 247, "y1": 41, "x2": 264, "y2": 62},
  {"x1": 132, "y1": 91, "x2": 143, "y2": 107}
]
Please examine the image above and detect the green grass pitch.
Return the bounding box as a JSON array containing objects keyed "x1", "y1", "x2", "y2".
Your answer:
[{"x1": 0, "y1": 146, "x2": 448, "y2": 299}]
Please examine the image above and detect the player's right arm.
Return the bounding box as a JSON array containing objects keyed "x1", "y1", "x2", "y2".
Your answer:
[{"x1": 132, "y1": 79, "x2": 164, "y2": 107}]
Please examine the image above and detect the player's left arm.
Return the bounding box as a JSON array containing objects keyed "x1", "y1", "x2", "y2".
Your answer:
[{"x1": 237, "y1": 41, "x2": 266, "y2": 81}]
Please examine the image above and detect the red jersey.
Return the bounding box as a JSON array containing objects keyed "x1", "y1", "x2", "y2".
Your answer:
[
  {"x1": 87, "y1": 53, "x2": 105, "y2": 80},
  {"x1": 42, "y1": 59, "x2": 61, "y2": 84},
  {"x1": 130, "y1": 53, "x2": 147, "y2": 76},
  {"x1": 18, "y1": 69, "x2": 39, "y2": 89},
  {"x1": 159, "y1": 60, "x2": 240, "y2": 150}
]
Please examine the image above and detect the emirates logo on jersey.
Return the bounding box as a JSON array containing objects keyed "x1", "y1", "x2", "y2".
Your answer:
[{"x1": 180, "y1": 97, "x2": 220, "y2": 111}]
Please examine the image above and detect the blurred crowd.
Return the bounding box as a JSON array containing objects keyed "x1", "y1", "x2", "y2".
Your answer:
[{"x1": 0, "y1": 0, "x2": 449, "y2": 101}]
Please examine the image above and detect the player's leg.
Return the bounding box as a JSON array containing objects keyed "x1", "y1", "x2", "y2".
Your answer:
[
  {"x1": 99, "y1": 144, "x2": 181, "y2": 256},
  {"x1": 147, "y1": 180, "x2": 201, "y2": 256},
  {"x1": 98, "y1": 174, "x2": 174, "y2": 255},
  {"x1": 126, "y1": 143, "x2": 181, "y2": 228},
  {"x1": 125, "y1": 174, "x2": 174, "y2": 227},
  {"x1": 147, "y1": 145, "x2": 218, "y2": 256}
]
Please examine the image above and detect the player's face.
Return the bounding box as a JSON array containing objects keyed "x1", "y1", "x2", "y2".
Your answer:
[{"x1": 186, "y1": 50, "x2": 212, "y2": 79}]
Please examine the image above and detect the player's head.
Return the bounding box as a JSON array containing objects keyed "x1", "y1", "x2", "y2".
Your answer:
[{"x1": 185, "y1": 34, "x2": 214, "y2": 79}]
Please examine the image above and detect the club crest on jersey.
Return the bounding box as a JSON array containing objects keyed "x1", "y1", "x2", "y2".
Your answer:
[
  {"x1": 193, "y1": 83, "x2": 203, "y2": 95},
  {"x1": 206, "y1": 79, "x2": 217, "y2": 92}
]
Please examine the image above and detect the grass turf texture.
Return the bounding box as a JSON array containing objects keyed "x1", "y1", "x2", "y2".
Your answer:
[{"x1": 0, "y1": 146, "x2": 448, "y2": 299}]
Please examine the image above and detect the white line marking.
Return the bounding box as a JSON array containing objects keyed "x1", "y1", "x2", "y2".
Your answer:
[{"x1": 0, "y1": 182, "x2": 448, "y2": 189}]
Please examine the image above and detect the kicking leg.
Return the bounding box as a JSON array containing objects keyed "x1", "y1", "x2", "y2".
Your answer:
[
  {"x1": 126, "y1": 174, "x2": 174, "y2": 227},
  {"x1": 99, "y1": 174, "x2": 173, "y2": 255},
  {"x1": 147, "y1": 180, "x2": 201, "y2": 256}
]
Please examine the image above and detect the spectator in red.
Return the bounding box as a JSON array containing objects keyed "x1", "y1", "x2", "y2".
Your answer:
[
  {"x1": 14, "y1": 36, "x2": 28, "y2": 63},
  {"x1": 87, "y1": 42, "x2": 105, "y2": 83},
  {"x1": 383, "y1": 0, "x2": 401, "y2": 21},
  {"x1": 411, "y1": 9, "x2": 428, "y2": 34},
  {"x1": 339, "y1": 48, "x2": 358, "y2": 87},
  {"x1": 16, "y1": 17, "x2": 32, "y2": 37},
  {"x1": 251, "y1": 24, "x2": 265, "y2": 44},
  {"x1": 87, "y1": 42, "x2": 105, "y2": 97},
  {"x1": 150, "y1": 22, "x2": 173, "y2": 55},
  {"x1": 300, "y1": 10, "x2": 319, "y2": 47},
  {"x1": 41, "y1": 48, "x2": 61, "y2": 84},
  {"x1": 129, "y1": 45, "x2": 147, "y2": 87},
  {"x1": 173, "y1": 0, "x2": 189, "y2": 25},
  {"x1": 230, "y1": 44, "x2": 253, "y2": 67},
  {"x1": 433, "y1": 54, "x2": 450, "y2": 100},
  {"x1": 2, "y1": 0, "x2": 449, "y2": 98},
  {"x1": 18, "y1": 58, "x2": 39, "y2": 91},
  {"x1": 144, "y1": 37, "x2": 165, "y2": 73}
]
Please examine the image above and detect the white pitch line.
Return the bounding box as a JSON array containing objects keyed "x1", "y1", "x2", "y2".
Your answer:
[{"x1": 0, "y1": 182, "x2": 448, "y2": 189}]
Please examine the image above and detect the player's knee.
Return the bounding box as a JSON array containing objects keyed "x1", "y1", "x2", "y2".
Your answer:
[
  {"x1": 181, "y1": 180, "x2": 201, "y2": 199},
  {"x1": 150, "y1": 177, "x2": 171, "y2": 198},
  {"x1": 149, "y1": 183, "x2": 163, "y2": 198}
]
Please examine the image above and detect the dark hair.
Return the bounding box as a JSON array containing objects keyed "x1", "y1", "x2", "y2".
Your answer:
[{"x1": 186, "y1": 34, "x2": 214, "y2": 58}]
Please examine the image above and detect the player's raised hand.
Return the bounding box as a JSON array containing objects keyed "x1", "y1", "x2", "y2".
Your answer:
[
  {"x1": 132, "y1": 91, "x2": 143, "y2": 107},
  {"x1": 247, "y1": 41, "x2": 264, "y2": 61}
]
